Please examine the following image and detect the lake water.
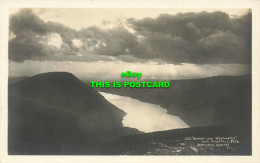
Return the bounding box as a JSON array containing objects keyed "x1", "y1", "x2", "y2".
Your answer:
[{"x1": 100, "y1": 92, "x2": 189, "y2": 133}]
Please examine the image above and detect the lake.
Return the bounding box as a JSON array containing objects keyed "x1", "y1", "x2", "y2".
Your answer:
[{"x1": 100, "y1": 92, "x2": 189, "y2": 133}]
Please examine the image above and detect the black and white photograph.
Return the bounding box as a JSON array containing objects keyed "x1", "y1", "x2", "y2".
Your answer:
[{"x1": 0, "y1": 0, "x2": 260, "y2": 162}]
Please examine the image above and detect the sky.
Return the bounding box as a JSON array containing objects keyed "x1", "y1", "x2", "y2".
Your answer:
[{"x1": 8, "y1": 8, "x2": 251, "y2": 80}]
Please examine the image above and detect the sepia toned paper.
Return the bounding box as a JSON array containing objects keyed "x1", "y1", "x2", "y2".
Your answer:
[{"x1": 0, "y1": 0, "x2": 260, "y2": 162}]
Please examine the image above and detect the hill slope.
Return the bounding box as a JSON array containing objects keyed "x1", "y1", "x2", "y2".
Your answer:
[
  {"x1": 102, "y1": 124, "x2": 251, "y2": 155},
  {"x1": 8, "y1": 72, "x2": 140, "y2": 154}
]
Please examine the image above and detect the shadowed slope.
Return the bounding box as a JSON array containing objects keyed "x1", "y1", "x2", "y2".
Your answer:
[{"x1": 9, "y1": 72, "x2": 140, "y2": 154}]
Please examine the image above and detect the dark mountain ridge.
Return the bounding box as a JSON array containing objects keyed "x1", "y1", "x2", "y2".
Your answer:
[{"x1": 9, "y1": 72, "x2": 140, "y2": 154}]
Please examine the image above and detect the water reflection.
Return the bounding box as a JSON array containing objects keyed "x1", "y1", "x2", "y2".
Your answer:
[{"x1": 100, "y1": 92, "x2": 189, "y2": 133}]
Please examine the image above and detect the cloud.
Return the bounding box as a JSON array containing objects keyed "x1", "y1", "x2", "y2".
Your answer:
[
  {"x1": 72, "y1": 39, "x2": 83, "y2": 48},
  {"x1": 9, "y1": 9, "x2": 251, "y2": 64},
  {"x1": 127, "y1": 11, "x2": 251, "y2": 64},
  {"x1": 46, "y1": 33, "x2": 63, "y2": 48},
  {"x1": 9, "y1": 9, "x2": 79, "y2": 62},
  {"x1": 79, "y1": 27, "x2": 138, "y2": 56}
]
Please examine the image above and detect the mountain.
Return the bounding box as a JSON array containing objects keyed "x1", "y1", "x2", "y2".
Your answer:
[
  {"x1": 8, "y1": 76, "x2": 29, "y2": 84},
  {"x1": 8, "y1": 73, "x2": 251, "y2": 155},
  {"x1": 98, "y1": 75, "x2": 251, "y2": 127},
  {"x1": 102, "y1": 124, "x2": 251, "y2": 155},
  {"x1": 8, "y1": 72, "x2": 140, "y2": 154}
]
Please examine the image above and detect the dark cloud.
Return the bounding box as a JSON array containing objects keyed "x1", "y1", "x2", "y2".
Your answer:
[
  {"x1": 79, "y1": 27, "x2": 138, "y2": 56},
  {"x1": 9, "y1": 9, "x2": 79, "y2": 62},
  {"x1": 9, "y1": 9, "x2": 251, "y2": 64},
  {"x1": 128, "y1": 11, "x2": 251, "y2": 64}
]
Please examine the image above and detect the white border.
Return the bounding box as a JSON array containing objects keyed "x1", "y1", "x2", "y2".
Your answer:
[{"x1": 0, "y1": 0, "x2": 260, "y2": 163}]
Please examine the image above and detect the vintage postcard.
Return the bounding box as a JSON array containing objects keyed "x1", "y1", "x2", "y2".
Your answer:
[{"x1": 0, "y1": 0, "x2": 260, "y2": 163}]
